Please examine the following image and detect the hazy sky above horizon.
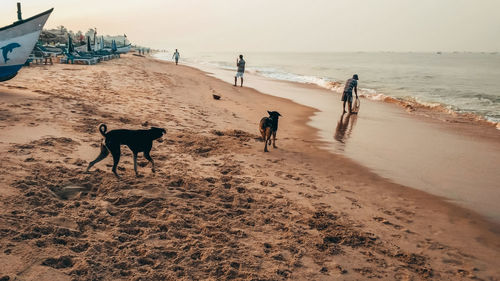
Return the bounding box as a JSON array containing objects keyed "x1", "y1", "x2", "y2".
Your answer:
[{"x1": 2, "y1": 0, "x2": 499, "y2": 52}]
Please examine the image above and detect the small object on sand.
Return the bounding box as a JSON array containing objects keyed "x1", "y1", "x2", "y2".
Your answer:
[
  {"x1": 212, "y1": 94, "x2": 221, "y2": 100},
  {"x1": 55, "y1": 185, "x2": 89, "y2": 200},
  {"x1": 133, "y1": 54, "x2": 144, "y2": 57},
  {"x1": 351, "y1": 97, "x2": 361, "y2": 114}
]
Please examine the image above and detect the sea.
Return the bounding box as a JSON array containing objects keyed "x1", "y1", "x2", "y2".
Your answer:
[{"x1": 157, "y1": 51, "x2": 500, "y2": 125}]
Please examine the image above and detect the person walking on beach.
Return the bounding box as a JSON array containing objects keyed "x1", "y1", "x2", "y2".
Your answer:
[
  {"x1": 234, "y1": 54, "x2": 245, "y2": 87},
  {"x1": 172, "y1": 49, "x2": 180, "y2": 65},
  {"x1": 342, "y1": 74, "x2": 359, "y2": 113}
]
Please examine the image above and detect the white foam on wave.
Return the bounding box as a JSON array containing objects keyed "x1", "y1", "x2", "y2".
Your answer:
[{"x1": 252, "y1": 68, "x2": 333, "y2": 88}]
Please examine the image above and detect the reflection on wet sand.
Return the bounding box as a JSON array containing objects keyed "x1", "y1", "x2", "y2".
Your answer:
[{"x1": 334, "y1": 112, "x2": 358, "y2": 145}]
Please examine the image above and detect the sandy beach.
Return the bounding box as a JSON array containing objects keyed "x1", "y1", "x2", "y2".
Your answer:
[{"x1": 0, "y1": 55, "x2": 499, "y2": 280}]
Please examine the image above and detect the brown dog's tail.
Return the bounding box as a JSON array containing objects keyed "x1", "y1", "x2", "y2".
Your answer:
[{"x1": 98, "y1": 124, "x2": 107, "y2": 137}]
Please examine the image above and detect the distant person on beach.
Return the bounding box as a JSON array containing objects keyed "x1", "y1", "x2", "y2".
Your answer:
[
  {"x1": 172, "y1": 49, "x2": 180, "y2": 65},
  {"x1": 234, "y1": 54, "x2": 245, "y2": 87},
  {"x1": 342, "y1": 74, "x2": 359, "y2": 113}
]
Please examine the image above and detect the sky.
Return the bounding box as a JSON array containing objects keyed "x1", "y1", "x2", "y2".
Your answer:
[{"x1": 1, "y1": 0, "x2": 500, "y2": 52}]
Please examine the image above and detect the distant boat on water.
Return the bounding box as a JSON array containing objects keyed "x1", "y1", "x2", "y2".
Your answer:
[
  {"x1": 436, "y1": 51, "x2": 442, "y2": 55},
  {"x1": 0, "y1": 7, "x2": 53, "y2": 82}
]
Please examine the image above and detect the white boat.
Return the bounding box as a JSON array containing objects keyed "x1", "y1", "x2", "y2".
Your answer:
[
  {"x1": 0, "y1": 8, "x2": 53, "y2": 81},
  {"x1": 115, "y1": 44, "x2": 131, "y2": 54},
  {"x1": 74, "y1": 44, "x2": 88, "y2": 52}
]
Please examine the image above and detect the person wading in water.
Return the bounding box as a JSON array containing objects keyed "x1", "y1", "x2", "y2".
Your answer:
[{"x1": 341, "y1": 74, "x2": 359, "y2": 113}]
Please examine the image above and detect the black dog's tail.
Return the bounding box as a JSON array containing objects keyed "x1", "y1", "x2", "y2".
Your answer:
[{"x1": 98, "y1": 124, "x2": 107, "y2": 137}]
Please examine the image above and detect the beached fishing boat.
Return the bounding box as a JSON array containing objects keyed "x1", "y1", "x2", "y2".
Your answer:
[
  {"x1": 74, "y1": 44, "x2": 88, "y2": 52},
  {"x1": 0, "y1": 7, "x2": 53, "y2": 82},
  {"x1": 115, "y1": 44, "x2": 131, "y2": 54}
]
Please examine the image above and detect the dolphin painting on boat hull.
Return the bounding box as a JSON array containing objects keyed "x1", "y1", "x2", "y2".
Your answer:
[{"x1": 1, "y1": 43, "x2": 21, "y2": 63}]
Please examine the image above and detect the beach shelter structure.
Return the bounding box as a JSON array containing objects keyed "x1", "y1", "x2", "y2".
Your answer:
[
  {"x1": 67, "y1": 35, "x2": 74, "y2": 53},
  {"x1": 87, "y1": 36, "x2": 91, "y2": 52},
  {"x1": 100, "y1": 36, "x2": 104, "y2": 50},
  {"x1": 111, "y1": 40, "x2": 117, "y2": 53},
  {"x1": 94, "y1": 34, "x2": 99, "y2": 51}
]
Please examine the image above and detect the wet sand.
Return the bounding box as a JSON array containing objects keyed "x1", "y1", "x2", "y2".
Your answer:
[{"x1": 0, "y1": 55, "x2": 499, "y2": 280}]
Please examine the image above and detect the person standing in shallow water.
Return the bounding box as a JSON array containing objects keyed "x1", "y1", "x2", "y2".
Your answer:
[
  {"x1": 234, "y1": 54, "x2": 245, "y2": 87},
  {"x1": 342, "y1": 74, "x2": 359, "y2": 113},
  {"x1": 172, "y1": 49, "x2": 180, "y2": 65}
]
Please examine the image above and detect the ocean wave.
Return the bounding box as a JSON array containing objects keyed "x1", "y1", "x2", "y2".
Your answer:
[
  {"x1": 253, "y1": 66, "x2": 499, "y2": 127},
  {"x1": 360, "y1": 92, "x2": 499, "y2": 127},
  {"x1": 252, "y1": 68, "x2": 339, "y2": 90},
  {"x1": 251, "y1": 69, "x2": 499, "y2": 128},
  {"x1": 253, "y1": 68, "x2": 500, "y2": 127}
]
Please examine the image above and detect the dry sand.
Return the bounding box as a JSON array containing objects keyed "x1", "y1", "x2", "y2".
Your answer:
[{"x1": 0, "y1": 55, "x2": 499, "y2": 280}]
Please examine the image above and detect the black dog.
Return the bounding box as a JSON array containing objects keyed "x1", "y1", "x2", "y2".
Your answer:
[
  {"x1": 259, "y1": 111, "x2": 281, "y2": 152},
  {"x1": 86, "y1": 124, "x2": 166, "y2": 177}
]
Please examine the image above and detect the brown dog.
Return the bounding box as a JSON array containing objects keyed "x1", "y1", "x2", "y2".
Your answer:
[
  {"x1": 86, "y1": 124, "x2": 166, "y2": 177},
  {"x1": 259, "y1": 111, "x2": 281, "y2": 152}
]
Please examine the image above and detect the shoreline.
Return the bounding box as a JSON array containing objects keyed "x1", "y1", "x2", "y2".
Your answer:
[
  {"x1": 155, "y1": 53, "x2": 500, "y2": 129},
  {"x1": 0, "y1": 55, "x2": 498, "y2": 280},
  {"x1": 165, "y1": 56, "x2": 500, "y2": 223}
]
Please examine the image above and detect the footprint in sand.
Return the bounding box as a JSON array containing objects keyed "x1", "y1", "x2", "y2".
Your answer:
[
  {"x1": 372, "y1": 216, "x2": 403, "y2": 230},
  {"x1": 345, "y1": 196, "x2": 362, "y2": 208}
]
